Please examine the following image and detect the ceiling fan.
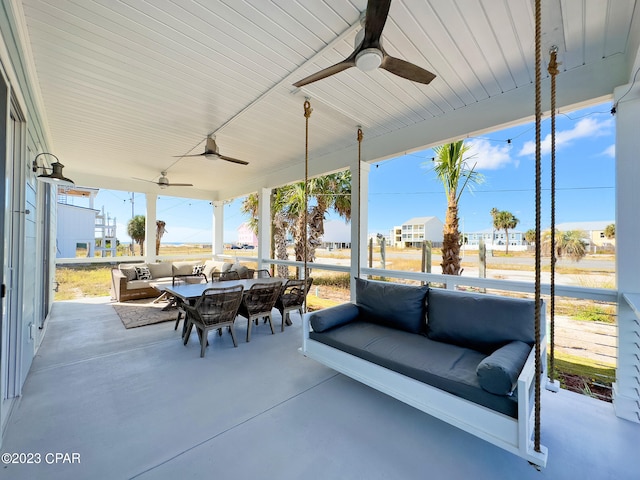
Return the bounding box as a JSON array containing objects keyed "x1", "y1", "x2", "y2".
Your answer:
[
  {"x1": 132, "y1": 171, "x2": 193, "y2": 189},
  {"x1": 174, "y1": 135, "x2": 249, "y2": 165},
  {"x1": 293, "y1": 0, "x2": 436, "y2": 88}
]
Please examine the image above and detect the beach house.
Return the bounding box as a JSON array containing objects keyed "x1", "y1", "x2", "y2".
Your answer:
[{"x1": 0, "y1": 1, "x2": 638, "y2": 478}]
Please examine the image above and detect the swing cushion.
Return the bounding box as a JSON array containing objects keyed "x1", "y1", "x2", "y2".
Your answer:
[
  {"x1": 355, "y1": 278, "x2": 428, "y2": 334},
  {"x1": 426, "y1": 289, "x2": 536, "y2": 355},
  {"x1": 477, "y1": 341, "x2": 532, "y2": 395}
]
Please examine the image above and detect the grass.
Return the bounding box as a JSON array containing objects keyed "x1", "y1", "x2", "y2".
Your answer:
[
  {"x1": 55, "y1": 265, "x2": 112, "y2": 301},
  {"x1": 549, "y1": 351, "x2": 615, "y2": 401}
]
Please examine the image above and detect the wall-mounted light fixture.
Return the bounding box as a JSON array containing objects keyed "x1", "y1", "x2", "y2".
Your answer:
[{"x1": 32, "y1": 153, "x2": 75, "y2": 187}]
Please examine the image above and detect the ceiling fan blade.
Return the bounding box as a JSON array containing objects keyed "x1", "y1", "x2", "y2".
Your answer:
[
  {"x1": 363, "y1": 0, "x2": 392, "y2": 47},
  {"x1": 219, "y1": 155, "x2": 249, "y2": 166},
  {"x1": 168, "y1": 183, "x2": 194, "y2": 187},
  {"x1": 172, "y1": 153, "x2": 204, "y2": 158},
  {"x1": 132, "y1": 177, "x2": 158, "y2": 184},
  {"x1": 380, "y1": 55, "x2": 436, "y2": 85},
  {"x1": 293, "y1": 58, "x2": 356, "y2": 87}
]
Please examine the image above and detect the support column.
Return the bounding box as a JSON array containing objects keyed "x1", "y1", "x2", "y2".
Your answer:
[
  {"x1": 212, "y1": 201, "x2": 224, "y2": 257},
  {"x1": 144, "y1": 193, "x2": 157, "y2": 263},
  {"x1": 613, "y1": 79, "x2": 640, "y2": 423},
  {"x1": 257, "y1": 188, "x2": 271, "y2": 271},
  {"x1": 350, "y1": 161, "x2": 370, "y2": 300}
]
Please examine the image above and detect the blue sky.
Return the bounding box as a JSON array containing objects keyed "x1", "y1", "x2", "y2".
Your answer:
[{"x1": 82, "y1": 102, "x2": 615, "y2": 244}]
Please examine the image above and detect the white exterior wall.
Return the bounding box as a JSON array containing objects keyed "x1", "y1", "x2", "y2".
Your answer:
[
  {"x1": 0, "y1": 3, "x2": 57, "y2": 446},
  {"x1": 56, "y1": 204, "x2": 98, "y2": 258}
]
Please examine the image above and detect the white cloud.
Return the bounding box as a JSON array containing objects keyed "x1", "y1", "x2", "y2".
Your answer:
[
  {"x1": 465, "y1": 138, "x2": 515, "y2": 170},
  {"x1": 518, "y1": 117, "x2": 613, "y2": 156},
  {"x1": 602, "y1": 144, "x2": 615, "y2": 158}
]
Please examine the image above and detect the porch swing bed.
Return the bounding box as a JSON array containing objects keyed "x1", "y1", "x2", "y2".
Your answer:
[{"x1": 301, "y1": 278, "x2": 549, "y2": 467}]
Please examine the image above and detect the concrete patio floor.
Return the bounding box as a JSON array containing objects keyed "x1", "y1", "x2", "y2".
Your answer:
[{"x1": 1, "y1": 297, "x2": 637, "y2": 479}]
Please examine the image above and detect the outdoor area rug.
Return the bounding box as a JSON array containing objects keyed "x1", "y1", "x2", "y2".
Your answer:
[{"x1": 112, "y1": 299, "x2": 177, "y2": 329}]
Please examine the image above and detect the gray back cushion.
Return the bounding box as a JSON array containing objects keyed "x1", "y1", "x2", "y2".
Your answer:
[
  {"x1": 426, "y1": 289, "x2": 536, "y2": 354},
  {"x1": 355, "y1": 278, "x2": 428, "y2": 334}
]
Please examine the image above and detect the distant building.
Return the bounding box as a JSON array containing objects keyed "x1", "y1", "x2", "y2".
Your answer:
[
  {"x1": 555, "y1": 221, "x2": 615, "y2": 251},
  {"x1": 390, "y1": 216, "x2": 444, "y2": 248},
  {"x1": 320, "y1": 220, "x2": 351, "y2": 250},
  {"x1": 56, "y1": 186, "x2": 117, "y2": 258},
  {"x1": 465, "y1": 228, "x2": 525, "y2": 250},
  {"x1": 237, "y1": 223, "x2": 258, "y2": 247}
]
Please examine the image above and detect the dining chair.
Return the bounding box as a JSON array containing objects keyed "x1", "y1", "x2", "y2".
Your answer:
[
  {"x1": 220, "y1": 270, "x2": 241, "y2": 281},
  {"x1": 254, "y1": 269, "x2": 272, "y2": 278},
  {"x1": 236, "y1": 282, "x2": 281, "y2": 342},
  {"x1": 182, "y1": 285, "x2": 244, "y2": 357},
  {"x1": 275, "y1": 277, "x2": 313, "y2": 331}
]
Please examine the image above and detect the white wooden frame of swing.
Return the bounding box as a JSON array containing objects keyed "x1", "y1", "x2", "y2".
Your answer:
[{"x1": 301, "y1": 311, "x2": 549, "y2": 468}]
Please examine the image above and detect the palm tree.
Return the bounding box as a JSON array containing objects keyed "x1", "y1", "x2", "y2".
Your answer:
[
  {"x1": 241, "y1": 189, "x2": 291, "y2": 277},
  {"x1": 430, "y1": 140, "x2": 484, "y2": 275},
  {"x1": 155, "y1": 220, "x2": 166, "y2": 255},
  {"x1": 307, "y1": 171, "x2": 351, "y2": 262},
  {"x1": 524, "y1": 229, "x2": 537, "y2": 245},
  {"x1": 604, "y1": 223, "x2": 615, "y2": 239},
  {"x1": 491, "y1": 209, "x2": 519, "y2": 254},
  {"x1": 127, "y1": 215, "x2": 146, "y2": 256},
  {"x1": 241, "y1": 171, "x2": 351, "y2": 277},
  {"x1": 542, "y1": 229, "x2": 587, "y2": 262}
]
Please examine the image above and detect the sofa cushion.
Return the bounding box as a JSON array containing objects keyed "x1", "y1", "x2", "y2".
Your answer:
[
  {"x1": 426, "y1": 289, "x2": 536, "y2": 354},
  {"x1": 310, "y1": 322, "x2": 519, "y2": 418},
  {"x1": 147, "y1": 262, "x2": 173, "y2": 279},
  {"x1": 172, "y1": 261, "x2": 199, "y2": 276},
  {"x1": 126, "y1": 279, "x2": 155, "y2": 290},
  {"x1": 202, "y1": 260, "x2": 223, "y2": 280},
  {"x1": 134, "y1": 266, "x2": 152, "y2": 280},
  {"x1": 232, "y1": 263, "x2": 250, "y2": 279},
  {"x1": 355, "y1": 278, "x2": 428, "y2": 334},
  {"x1": 477, "y1": 341, "x2": 532, "y2": 395},
  {"x1": 310, "y1": 303, "x2": 361, "y2": 332}
]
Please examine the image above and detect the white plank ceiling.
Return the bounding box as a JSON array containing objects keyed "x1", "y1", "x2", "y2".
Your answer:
[{"x1": 15, "y1": 0, "x2": 639, "y2": 200}]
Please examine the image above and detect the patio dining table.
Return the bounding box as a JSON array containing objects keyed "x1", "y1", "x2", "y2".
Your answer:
[
  {"x1": 158, "y1": 277, "x2": 285, "y2": 340},
  {"x1": 158, "y1": 277, "x2": 285, "y2": 305}
]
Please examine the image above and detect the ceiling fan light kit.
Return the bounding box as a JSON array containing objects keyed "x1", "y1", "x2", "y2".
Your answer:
[
  {"x1": 293, "y1": 0, "x2": 436, "y2": 88},
  {"x1": 356, "y1": 48, "x2": 383, "y2": 71}
]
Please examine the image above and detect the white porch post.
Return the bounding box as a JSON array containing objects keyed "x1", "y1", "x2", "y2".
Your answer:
[
  {"x1": 212, "y1": 201, "x2": 224, "y2": 257},
  {"x1": 257, "y1": 188, "x2": 271, "y2": 272},
  {"x1": 350, "y1": 161, "x2": 370, "y2": 301},
  {"x1": 144, "y1": 193, "x2": 157, "y2": 263},
  {"x1": 613, "y1": 79, "x2": 640, "y2": 423}
]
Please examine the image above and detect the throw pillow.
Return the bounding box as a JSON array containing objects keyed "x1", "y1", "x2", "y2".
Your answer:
[
  {"x1": 310, "y1": 303, "x2": 361, "y2": 332},
  {"x1": 192, "y1": 264, "x2": 205, "y2": 275},
  {"x1": 135, "y1": 266, "x2": 152, "y2": 281},
  {"x1": 119, "y1": 265, "x2": 137, "y2": 281},
  {"x1": 476, "y1": 340, "x2": 532, "y2": 395}
]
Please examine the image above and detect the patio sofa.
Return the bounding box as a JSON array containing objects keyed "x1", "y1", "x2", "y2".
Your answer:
[
  {"x1": 110, "y1": 259, "x2": 256, "y2": 302},
  {"x1": 302, "y1": 278, "x2": 548, "y2": 467}
]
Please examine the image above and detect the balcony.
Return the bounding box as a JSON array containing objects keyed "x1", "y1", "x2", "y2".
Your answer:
[{"x1": 1, "y1": 296, "x2": 637, "y2": 479}]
